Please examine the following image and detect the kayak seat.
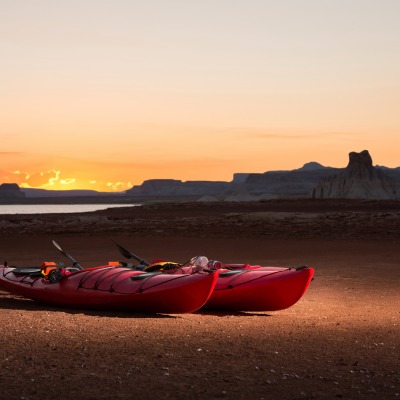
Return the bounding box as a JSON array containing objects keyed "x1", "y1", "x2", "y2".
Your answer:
[
  {"x1": 131, "y1": 272, "x2": 162, "y2": 281},
  {"x1": 66, "y1": 268, "x2": 82, "y2": 273},
  {"x1": 12, "y1": 267, "x2": 81, "y2": 277},
  {"x1": 294, "y1": 265, "x2": 308, "y2": 271},
  {"x1": 219, "y1": 270, "x2": 247, "y2": 278},
  {"x1": 12, "y1": 267, "x2": 42, "y2": 276}
]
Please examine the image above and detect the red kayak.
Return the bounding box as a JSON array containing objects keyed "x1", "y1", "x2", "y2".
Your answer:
[
  {"x1": 114, "y1": 242, "x2": 314, "y2": 311},
  {"x1": 173, "y1": 264, "x2": 314, "y2": 311},
  {"x1": 112, "y1": 243, "x2": 315, "y2": 312},
  {"x1": 0, "y1": 264, "x2": 218, "y2": 314}
]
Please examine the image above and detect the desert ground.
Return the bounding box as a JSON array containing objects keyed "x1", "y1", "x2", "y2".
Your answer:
[{"x1": 0, "y1": 200, "x2": 399, "y2": 399}]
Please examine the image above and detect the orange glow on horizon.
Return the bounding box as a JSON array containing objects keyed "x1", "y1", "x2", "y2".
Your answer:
[{"x1": 1, "y1": 138, "x2": 399, "y2": 192}]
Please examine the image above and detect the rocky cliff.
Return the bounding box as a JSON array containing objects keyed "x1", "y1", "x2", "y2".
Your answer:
[
  {"x1": 126, "y1": 179, "x2": 230, "y2": 197},
  {"x1": 312, "y1": 150, "x2": 399, "y2": 199},
  {"x1": 241, "y1": 163, "x2": 340, "y2": 197},
  {"x1": 0, "y1": 183, "x2": 26, "y2": 198},
  {"x1": 125, "y1": 165, "x2": 341, "y2": 199},
  {"x1": 124, "y1": 152, "x2": 400, "y2": 201}
]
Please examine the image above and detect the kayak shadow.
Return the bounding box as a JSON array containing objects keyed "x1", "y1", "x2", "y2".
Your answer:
[
  {"x1": 196, "y1": 309, "x2": 273, "y2": 317},
  {"x1": 0, "y1": 293, "x2": 178, "y2": 319},
  {"x1": 0, "y1": 292, "x2": 272, "y2": 318}
]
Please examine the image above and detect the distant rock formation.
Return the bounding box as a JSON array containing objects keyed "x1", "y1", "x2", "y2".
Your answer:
[
  {"x1": 376, "y1": 165, "x2": 400, "y2": 183},
  {"x1": 197, "y1": 195, "x2": 219, "y2": 202},
  {"x1": 223, "y1": 192, "x2": 259, "y2": 202},
  {"x1": 231, "y1": 173, "x2": 251, "y2": 184},
  {"x1": 312, "y1": 150, "x2": 399, "y2": 199},
  {"x1": 0, "y1": 183, "x2": 25, "y2": 198},
  {"x1": 297, "y1": 162, "x2": 326, "y2": 171},
  {"x1": 123, "y1": 150, "x2": 400, "y2": 201},
  {"x1": 126, "y1": 179, "x2": 230, "y2": 197},
  {"x1": 241, "y1": 163, "x2": 340, "y2": 198},
  {"x1": 21, "y1": 188, "x2": 121, "y2": 198},
  {"x1": 125, "y1": 167, "x2": 341, "y2": 199}
]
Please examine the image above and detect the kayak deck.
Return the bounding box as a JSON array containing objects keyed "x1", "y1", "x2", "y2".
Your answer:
[{"x1": 0, "y1": 265, "x2": 218, "y2": 314}]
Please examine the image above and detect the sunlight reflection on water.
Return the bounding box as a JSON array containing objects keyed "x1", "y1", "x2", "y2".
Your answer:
[{"x1": 0, "y1": 204, "x2": 140, "y2": 215}]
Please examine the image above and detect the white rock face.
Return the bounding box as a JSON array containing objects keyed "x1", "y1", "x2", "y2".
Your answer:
[
  {"x1": 312, "y1": 150, "x2": 399, "y2": 199},
  {"x1": 197, "y1": 195, "x2": 219, "y2": 202},
  {"x1": 223, "y1": 193, "x2": 259, "y2": 202}
]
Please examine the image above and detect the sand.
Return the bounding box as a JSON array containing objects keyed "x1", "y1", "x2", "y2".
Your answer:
[{"x1": 0, "y1": 200, "x2": 399, "y2": 399}]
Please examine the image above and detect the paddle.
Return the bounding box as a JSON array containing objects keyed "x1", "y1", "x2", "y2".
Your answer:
[
  {"x1": 112, "y1": 240, "x2": 150, "y2": 267},
  {"x1": 112, "y1": 240, "x2": 194, "y2": 269},
  {"x1": 52, "y1": 240, "x2": 84, "y2": 270}
]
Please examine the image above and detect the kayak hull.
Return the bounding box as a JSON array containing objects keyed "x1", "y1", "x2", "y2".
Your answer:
[
  {"x1": 204, "y1": 266, "x2": 314, "y2": 311},
  {"x1": 0, "y1": 265, "x2": 218, "y2": 314},
  {"x1": 174, "y1": 264, "x2": 314, "y2": 311}
]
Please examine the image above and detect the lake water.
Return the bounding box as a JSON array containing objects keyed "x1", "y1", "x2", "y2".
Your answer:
[{"x1": 0, "y1": 204, "x2": 140, "y2": 215}]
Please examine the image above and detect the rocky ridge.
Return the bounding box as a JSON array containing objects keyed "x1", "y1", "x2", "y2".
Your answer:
[
  {"x1": 312, "y1": 150, "x2": 399, "y2": 199},
  {"x1": 1, "y1": 199, "x2": 400, "y2": 240},
  {"x1": 3, "y1": 150, "x2": 400, "y2": 201},
  {"x1": 0, "y1": 183, "x2": 25, "y2": 198}
]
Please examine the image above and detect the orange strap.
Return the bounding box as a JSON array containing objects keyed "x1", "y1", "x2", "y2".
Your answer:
[{"x1": 41, "y1": 261, "x2": 58, "y2": 277}]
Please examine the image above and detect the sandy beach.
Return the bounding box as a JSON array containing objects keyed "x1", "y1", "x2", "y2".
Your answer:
[{"x1": 1, "y1": 200, "x2": 399, "y2": 399}]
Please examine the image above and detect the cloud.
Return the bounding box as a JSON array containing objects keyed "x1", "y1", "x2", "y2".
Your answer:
[
  {"x1": 0, "y1": 166, "x2": 134, "y2": 192},
  {"x1": 12, "y1": 170, "x2": 30, "y2": 178},
  {"x1": 252, "y1": 133, "x2": 316, "y2": 139},
  {"x1": 0, "y1": 169, "x2": 29, "y2": 184},
  {"x1": 106, "y1": 181, "x2": 133, "y2": 191},
  {"x1": 24, "y1": 170, "x2": 60, "y2": 188},
  {"x1": 86, "y1": 180, "x2": 133, "y2": 192},
  {"x1": 247, "y1": 131, "x2": 356, "y2": 140},
  {"x1": 8, "y1": 169, "x2": 77, "y2": 188},
  {"x1": 60, "y1": 178, "x2": 76, "y2": 186}
]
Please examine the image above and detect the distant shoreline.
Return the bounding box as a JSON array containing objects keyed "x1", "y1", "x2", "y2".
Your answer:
[
  {"x1": 0, "y1": 203, "x2": 140, "y2": 215},
  {"x1": 0, "y1": 195, "x2": 201, "y2": 205},
  {"x1": 1, "y1": 199, "x2": 400, "y2": 241},
  {"x1": 1, "y1": 196, "x2": 400, "y2": 207}
]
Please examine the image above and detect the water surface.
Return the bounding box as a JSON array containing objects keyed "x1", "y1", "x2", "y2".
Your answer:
[{"x1": 0, "y1": 204, "x2": 139, "y2": 215}]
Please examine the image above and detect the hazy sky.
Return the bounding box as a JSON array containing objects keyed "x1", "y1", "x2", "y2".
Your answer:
[{"x1": 1, "y1": 0, "x2": 399, "y2": 191}]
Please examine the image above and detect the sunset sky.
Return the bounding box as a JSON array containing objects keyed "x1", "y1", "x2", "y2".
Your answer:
[{"x1": 1, "y1": 1, "x2": 399, "y2": 191}]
